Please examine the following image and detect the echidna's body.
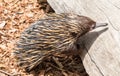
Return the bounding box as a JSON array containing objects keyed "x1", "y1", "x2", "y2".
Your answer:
[{"x1": 14, "y1": 13, "x2": 107, "y2": 72}]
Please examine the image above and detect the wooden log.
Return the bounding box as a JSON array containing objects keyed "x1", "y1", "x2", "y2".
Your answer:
[{"x1": 47, "y1": 0, "x2": 120, "y2": 76}]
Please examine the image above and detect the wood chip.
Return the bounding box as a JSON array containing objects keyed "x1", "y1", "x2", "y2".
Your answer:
[{"x1": 0, "y1": 21, "x2": 6, "y2": 29}]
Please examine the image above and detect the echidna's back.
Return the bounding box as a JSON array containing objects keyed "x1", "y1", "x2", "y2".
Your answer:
[
  {"x1": 14, "y1": 13, "x2": 95, "y2": 73},
  {"x1": 14, "y1": 13, "x2": 81, "y2": 72}
]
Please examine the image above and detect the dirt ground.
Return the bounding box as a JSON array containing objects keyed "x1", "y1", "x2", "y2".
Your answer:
[{"x1": 0, "y1": 0, "x2": 45, "y2": 76}]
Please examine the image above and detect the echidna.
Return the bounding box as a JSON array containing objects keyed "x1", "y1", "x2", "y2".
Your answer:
[{"x1": 14, "y1": 13, "x2": 107, "y2": 73}]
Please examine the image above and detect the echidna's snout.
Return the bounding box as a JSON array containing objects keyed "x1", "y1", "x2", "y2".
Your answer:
[{"x1": 92, "y1": 23, "x2": 108, "y2": 29}]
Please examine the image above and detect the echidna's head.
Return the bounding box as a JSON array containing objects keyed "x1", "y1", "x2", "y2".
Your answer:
[{"x1": 76, "y1": 16, "x2": 108, "y2": 36}]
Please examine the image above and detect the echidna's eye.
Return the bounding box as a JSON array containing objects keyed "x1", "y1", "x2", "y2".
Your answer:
[{"x1": 91, "y1": 24, "x2": 96, "y2": 29}]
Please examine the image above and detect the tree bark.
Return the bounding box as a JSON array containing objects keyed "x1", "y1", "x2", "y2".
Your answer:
[{"x1": 48, "y1": 0, "x2": 120, "y2": 76}]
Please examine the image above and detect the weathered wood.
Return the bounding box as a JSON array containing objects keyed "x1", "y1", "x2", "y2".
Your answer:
[{"x1": 48, "y1": 0, "x2": 120, "y2": 76}]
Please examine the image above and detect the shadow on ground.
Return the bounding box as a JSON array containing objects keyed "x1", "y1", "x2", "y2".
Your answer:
[{"x1": 79, "y1": 27, "x2": 108, "y2": 59}]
